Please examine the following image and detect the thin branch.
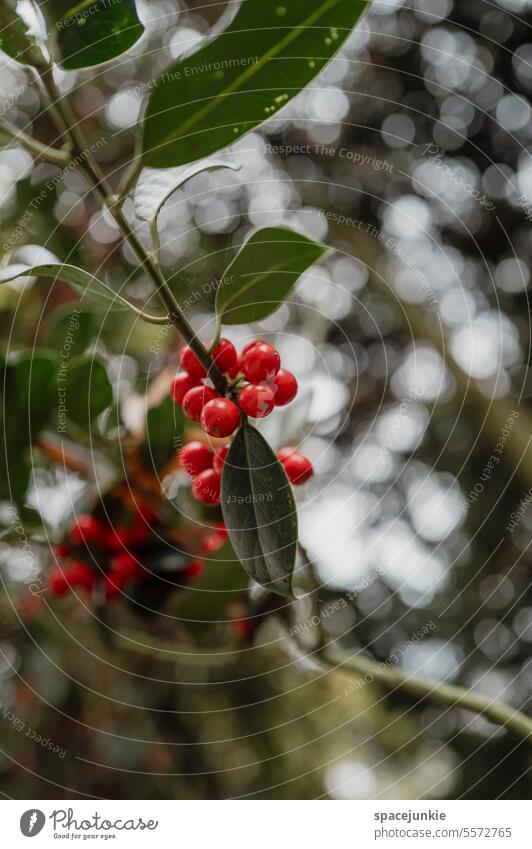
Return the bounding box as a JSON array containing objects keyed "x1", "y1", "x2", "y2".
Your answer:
[
  {"x1": 323, "y1": 646, "x2": 532, "y2": 743},
  {"x1": 40, "y1": 64, "x2": 227, "y2": 394},
  {"x1": 0, "y1": 119, "x2": 71, "y2": 167}
]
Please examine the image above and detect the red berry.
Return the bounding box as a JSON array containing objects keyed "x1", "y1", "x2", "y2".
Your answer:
[
  {"x1": 179, "y1": 441, "x2": 214, "y2": 477},
  {"x1": 170, "y1": 371, "x2": 199, "y2": 405},
  {"x1": 67, "y1": 561, "x2": 95, "y2": 592},
  {"x1": 112, "y1": 551, "x2": 141, "y2": 578},
  {"x1": 192, "y1": 469, "x2": 221, "y2": 505},
  {"x1": 238, "y1": 382, "x2": 275, "y2": 418},
  {"x1": 230, "y1": 618, "x2": 252, "y2": 638},
  {"x1": 48, "y1": 568, "x2": 69, "y2": 596},
  {"x1": 53, "y1": 543, "x2": 71, "y2": 559},
  {"x1": 242, "y1": 339, "x2": 266, "y2": 356},
  {"x1": 241, "y1": 342, "x2": 280, "y2": 382},
  {"x1": 182, "y1": 385, "x2": 219, "y2": 422},
  {"x1": 212, "y1": 444, "x2": 229, "y2": 474},
  {"x1": 273, "y1": 369, "x2": 298, "y2": 406},
  {"x1": 200, "y1": 398, "x2": 240, "y2": 437},
  {"x1": 211, "y1": 338, "x2": 237, "y2": 372},
  {"x1": 201, "y1": 532, "x2": 225, "y2": 554},
  {"x1": 69, "y1": 515, "x2": 107, "y2": 546},
  {"x1": 280, "y1": 450, "x2": 313, "y2": 485},
  {"x1": 104, "y1": 572, "x2": 123, "y2": 601},
  {"x1": 226, "y1": 355, "x2": 243, "y2": 379},
  {"x1": 277, "y1": 446, "x2": 296, "y2": 462},
  {"x1": 180, "y1": 346, "x2": 206, "y2": 379},
  {"x1": 215, "y1": 521, "x2": 229, "y2": 539},
  {"x1": 105, "y1": 523, "x2": 130, "y2": 551},
  {"x1": 184, "y1": 558, "x2": 205, "y2": 580}
]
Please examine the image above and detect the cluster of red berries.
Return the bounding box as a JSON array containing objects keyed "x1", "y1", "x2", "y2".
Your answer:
[
  {"x1": 179, "y1": 440, "x2": 229, "y2": 505},
  {"x1": 277, "y1": 446, "x2": 314, "y2": 485},
  {"x1": 47, "y1": 511, "x2": 152, "y2": 601},
  {"x1": 170, "y1": 338, "x2": 298, "y2": 438}
]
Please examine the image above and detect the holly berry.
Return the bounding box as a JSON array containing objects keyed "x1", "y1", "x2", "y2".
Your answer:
[
  {"x1": 238, "y1": 382, "x2": 275, "y2": 418},
  {"x1": 214, "y1": 521, "x2": 229, "y2": 539},
  {"x1": 104, "y1": 573, "x2": 123, "y2": 601},
  {"x1": 179, "y1": 441, "x2": 214, "y2": 477},
  {"x1": 182, "y1": 385, "x2": 219, "y2": 422},
  {"x1": 242, "y1": 339, "x2": 266, "y2": 356},
  {"x1": 211, "y1": 338, "x2": 237, "y2": 372},
  {"x1": 53, "y1": 544, "x2": 71, "y2": 559},
  {"x1": 241, "y1": 342, "x2": 280, "y2": 382},
  {"x1": 230, "y1": 618, "x2": 253, "y2": 638},
  {"x1": 192, "y1": 469, "x2": 221, "y2": 505},
  {"x1": 180, "y1": 346, "x2": 206, "y2": 379},
  {"x1": 226, "y1": 355, "x2": 242, "y2": 379},
  {"x1": 278, "y1": 448, "x2": 313, "y2": 485},
  {"x1": 200, "y1": 398, "x2": 240, "y2": 437},
  {"x1": 212, "y1": 445, "x2": 229, "y2": 474},
  {"x1": 112, "y1": 551, "x2": 141, "y2": 580},
  {"x1": 273, "y1": 369, "x2": 298, "y2": 406},
  {"x1": 170, "y1": 371, "x2": 199, "y2": 405},
  {"x1": 201, "y1": 532, "x2": 226, "y2": 554},
  {"x1": 69, "y1": 515, "x2": 107, "y2": 546},
  {"x1": 184, "y1": 558, "x2": 205, "y2": 580},
  {"x1": 48, "y1": 568, "x2": 69, "y2": 596},
  {"x1": 67, "y1": 561, "x2": 95, "y2": 592}
]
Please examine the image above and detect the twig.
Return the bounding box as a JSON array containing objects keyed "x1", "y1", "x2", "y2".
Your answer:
[{"x1": 0, "y1": 118, "x2": 71, "y2": 166}]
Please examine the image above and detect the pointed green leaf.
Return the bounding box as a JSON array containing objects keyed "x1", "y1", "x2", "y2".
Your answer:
[
  {"x1": 221, "y1": 422, "x2": 297, "y2": 598},
  {"x1": 44, "y1": 306, "x2": 96, "y2": 359},
  {"x1": 0, "y1": 2, "x2": 47, "y2": 67},
  {"x1": 215, "y1": 226, "x2": 327, "y2": 324},
  {"x1": 61, "y1": 355, "x2": 113, "y2": 430},
  {"x1": 0, "y1": 261, "x2": 168, "y2": 325},
  {"x1": 142, "y1": 0, "x2": 370, "y2": 168},
  {"x1": 43, "y1": 0, "x2": 144, "y2": 70}
]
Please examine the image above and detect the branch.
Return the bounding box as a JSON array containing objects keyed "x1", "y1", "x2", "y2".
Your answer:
[
  {"x1": 0, "y1": 119, "x2": 71, "y2": 167},
  {"x1": 322, "y1": 646, "x2": 532, "y2": 743},
  {"x1": 39, "y1": 65, "x2": 227, "y2": 394}
]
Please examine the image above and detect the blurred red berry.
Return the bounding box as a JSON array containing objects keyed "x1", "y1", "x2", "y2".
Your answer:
[
  {"x1": 273, "y1": 369, "x2": 298, "y2": 406},
  {"x1": 241, "y1": 342, "x2": 280, "y2": 382},
  {"x1": 215, "y1": 521, "x2": 229, "y2": 539},
  {"x1": 182, "y1": 385, "x2": 219, "y2": 422},
  {"x1": 69, "y1": 515, "x2": 107, "y2": 546},
  {"x1": 230, "y1": 618, "x2": 253, "y2": 638},
  {"x1": 200, "y1": 398, "x2": 240, "y2": 437},
  {"x1": 184, "y1": 558, "x2": 205, "y2": 580},
  {"x1": 53, "y1": 543, "x2": 71, "y2": 559},
  {"x1": 280, "y1": 450, "x2": 313, "y2": 485},
  {"x1": 201, "y1": 532, "x2": 226, "y2": 554},
  {"x1": 179, "y1": 441, "x2": 214, "y2": 477},
  {"x1": 212, "y1": 445, "x2": 229, "y2": 474},
  {"x1": 180, "y1": 346, "x2": 206, "y2": 379},
  {"x1": 277, "y1": 446, "x2": 296, "y2": 463},
  {"x1": 170, "y1": 371, "x2": 199, "y2": 405},
  {"x1": 238, "y1": 382, "x2": 275, "y2": 418},
  {"x1": 112, "y1": 551, "x2": 141, "y2": 580},
  {"x1": 104, "y1": 573, "x2": 123, "y2": 601},
  {"x1": 48, "y1": 568, "x2": 69, "y2": 596},
  {"x1": 211, "y1": 338, "x2": 237, "y2": 372},
  {"x1": 67, "y1": 561, "x2": 95, "y2": 592},
  {"x1": 192, "y1": 469, "x2": 221, "y2": 505}
]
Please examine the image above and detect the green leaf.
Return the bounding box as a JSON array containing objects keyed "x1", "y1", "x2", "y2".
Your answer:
[
  {"x1": 0, "y1": 261, "x2": 168, "y2": 325},
  {"x1": 141, "y1": 395, "x2": 184, "y2": 473},
  {"x1": 61, "y1": 356, "x2": 113, "y2": 430},
  {"x1": 175, "y1": 541, "x2": 249, "y2": 637},
  {"x1": 135, "y1": 160, "x2": 241, "y2": 226},
  {"x1": 44, "y1": 305, "x2": 96, "y2": 359},
  {"x1": 220, "y1": 422, "x2": 297, "y2": 598},
  {"x1": 142, "y1": 0, "x2": 370, "y2": 168},
  {"x1": 215, "y1": 226, "x2": 327, "y2": 324},
  {"x1": 0, "y1": 2, "x2": 47, "y2": 67},
  {"x1": 43, "y1": 0, "x2": 144, "y2": 70}
]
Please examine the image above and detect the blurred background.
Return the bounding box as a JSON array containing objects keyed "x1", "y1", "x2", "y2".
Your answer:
[{"x1": 1, "y1": 0, "x2": 532, "y2": 799}]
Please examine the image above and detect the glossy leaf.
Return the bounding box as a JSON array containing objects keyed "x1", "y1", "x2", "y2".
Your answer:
[
  {"x1": 221, "y1": 422, "x2": 297, "y2": 598},
  {"x1": 0, "y1": 2, "x2": 47, "y2": 67},
  {"x1": 62, "y1": 356, "x2": 113, "y2": 430},
  {"x1": 0, "y1": 261, "x2": 168, "y2": 324},
  {"x1": 44, "y1": 306, "x2": 96, "y2": 359},
  {"x1": 135, "y1": 160, "x2": 240, "y2": 226},
  {"x1": 43, "y1": 0, "x2": 144, "y2": 70},
  {"x1": 215, "y1": 227, "x2": 327, "y2": 324},
  {"x1": 142, "y1": 0, "x2": 370, "y2": 168}
]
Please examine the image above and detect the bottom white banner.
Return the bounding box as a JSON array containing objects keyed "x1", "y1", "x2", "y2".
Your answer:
[{"x1": 1, "y1": 800, "x2": 528, "y2": 847}]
